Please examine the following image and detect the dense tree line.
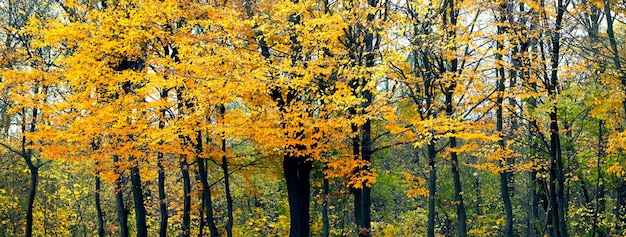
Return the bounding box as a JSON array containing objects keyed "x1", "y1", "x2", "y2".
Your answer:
[{"x1": 0, "y1": 0, "x2": 625, "y2": 236}]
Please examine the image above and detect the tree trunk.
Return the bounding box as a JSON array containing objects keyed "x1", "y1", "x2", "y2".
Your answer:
[
  {"x1": 351, "y1": 123, "x2": 363, "y2": 235},
  {"x1": 157, "y1": 90, "x2": 169, "y2": 237},
  {"x1": 25, "y1": 165, "x2": 38, "y2": 237},
  {"x1": 196, "y1": 132, "x2": 219, "y2": 237},
  {"x1": 445, "y1": 92, "x2": 467, "y2": 237},
  {"x1": 130, "y1": 165, "x2": 148, "y2": 237},
  {"x1": 358, "y1": 0, "x2": 376, "y2": 233},
  {"x1": 180, "y1": 154, "x2": 192, "y2": 237},
  {"x1": 548, "y1": 78, "x2": 565, "y2": 237},
  {"x1": 352, "y1": 118, "x2": 373, "y2": 237},
  {"x1": 284, "y1": 155, "x2": 312, "y2": 237},
  {"x1": 174, "y1": 88, "x2": 194, "y2": 237},
  {"x1": 113, "y1": 155, "x2": 129, "y2": 237},
  {"x1": 217, "y1": 105, "x2": 234, "y2": 237},
  {"x1": 496, "y1": 19, "x2": 514, "y2": 236},
  {"x1": 157, "y1": 152, "x2": 168, "y2": 237},
  {"x1": 442, "y1": 0, "x2": 466, "y2": 234},
  {"x1": 199, "y1": 158, "x2": 218, "y2": 237},
  {"x1": 547, "y1": 1, "x2": 567, "y2": 235},
  {"x1": 95, "y1": 170, "x2": 105, "y2": 237},
  {"x1": 221, "y1": 138, "x2": 234, "y2": 237},
  {"x1": 497, "y1": 85, "x2": 514, "y2": 237}
]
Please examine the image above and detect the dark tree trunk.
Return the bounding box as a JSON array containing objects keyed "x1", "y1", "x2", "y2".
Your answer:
[
  {"x1": 548, "y1": 89, "x2": 565, "y2": 237},
  {"x1": 113, "y1": 155, "x2": 129, "y2": 237},
  {"x1": 25, "y1": 164, "x2": 38, "y2": 237},
  {"x1": 221, "y1": 139, "x2": 234, "y2": 237},
  {"x1": 352, "y1": 117, "x2": 372, "y2": 237},
  {"x1": 547, "y1": 0, "x2": 567, "y2": 235},
  {"x1": 446, "y1": 92, "x2": 466, "y2": 237},
  {"x1": 526, "y1": 77, "x2": 545, "y2": 237},
  {"x1": 199, "y1": 158, "x2": 218, "y2": 237},
  {"x1": 196, "y1": 132, "x2": 218, "y2": 237},
  {"x1": 441, "y1": 0, "x2": 466, "y2": 235},
  {"x1": 499, "y1": 158, "x2": 514, "y2": 237},
  {"x1": 496, "y1": 18, "x2": 514, "y2": 236},
  {"x1": 427, "y1": 142, "x2": 437, "y2": 237},
  {"x1": 23, "y1": 108, "x2": 40, "y2": 237},
  {"x1": 115, "y1": 181, "x2": 129, "y2": 237},
  {"x1": 180, "y1": 154, "x2": 192, "y2": 237},
  {"x1": 351, "y1": 123, "x2": 363, "y2": 234},
  {"x1": 130, "y1": 165, "x2": 148, "y2": 237},
  {"x1": 284, "y1": 155, "x2": 312, "y2": 237},
  {"x1": 95, "y1": 171, "x2": 105, "y2": 237},
  {"x1": 157, "y1": 89, "x2": 169, "y2": 237},
  {"x1": 497, "y1": 94, "x2": 514, "y2": 237},
  {"x1": 358, "y1": 1, "x2": 375, "y2": 233},
  {"x1": 218, "y1": 105, "x2": 234, "y2": 237},
  {"x1": 157, "y1": 152, "x2": 168, "y2": 237},
  {"x1": 174, "y1": 88, "x2": 193, "y2": 237}
]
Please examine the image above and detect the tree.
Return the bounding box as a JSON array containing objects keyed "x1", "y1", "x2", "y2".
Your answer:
[{"x1": 0, "y1": 0, "x2": 58, "y2": 236}]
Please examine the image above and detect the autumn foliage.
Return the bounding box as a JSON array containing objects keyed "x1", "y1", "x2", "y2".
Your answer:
[{"x1": 0, "y1": 0, "x2": 626, "y2": 236}]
